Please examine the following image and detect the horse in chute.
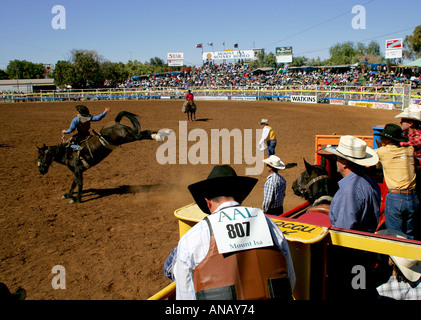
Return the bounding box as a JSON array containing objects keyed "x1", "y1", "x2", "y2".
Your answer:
[
  {"x1": 292, "y1": 158, "x2": 338, "y2": 216},
  {"x1": 37, "y1": 111, "x2": 171, "y2": 203}
]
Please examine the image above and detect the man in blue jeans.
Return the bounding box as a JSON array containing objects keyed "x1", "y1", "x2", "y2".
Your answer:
[{"x1": 376, "y1": 123, "x2": 418, "y2": 239}]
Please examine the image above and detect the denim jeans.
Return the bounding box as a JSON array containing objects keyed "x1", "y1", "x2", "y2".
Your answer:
[
  {"x1": 267, "y1": 139, "x2": 277, "y2": 156},
  {"x1": 384, "y1": 191, "x2": 418, "y2": 239}
]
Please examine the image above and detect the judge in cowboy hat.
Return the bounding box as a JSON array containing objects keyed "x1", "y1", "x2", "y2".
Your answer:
[
  {"x1": 172, "y1": 165, "x2": 296, "y2": 300},
  {"x1": 258, "y1": 118, "x2": 277, "y2": 156},
  {"x1": 324, "y1": 135, "x2": 381, "y2": 232},
  {"x1": 324, "y1": 136, "x2": 382, "y2": 300},
  {"x1": 262, "y1": 155, "x2": 286, "y2": 216}
]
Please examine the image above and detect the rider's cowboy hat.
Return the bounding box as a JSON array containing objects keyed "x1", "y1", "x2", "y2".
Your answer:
[
  {"x1": 263, "y1": 155, "x2": 285, "y2": 170},
  {"x1": 75, "y1": 105, "x2": 90, "y2": 117},
  {"x1": 394, "y1": 104, "x2": 421, "y2": 122},
  {"x1": 187, "y1": 165, "x2": 258, "y2": 214},
  {"x1": 324, "y1": 135, "x2": 379, "y2": 167},
  {"x1": 259, "y1": 118, "x2": 269, "y2": 125},
  {"x1": 374, "y1": 123, "x2": 408, "y2": 143},
  {"x1": 376, "y1": 229, "x2": 421, "y2": 282}
]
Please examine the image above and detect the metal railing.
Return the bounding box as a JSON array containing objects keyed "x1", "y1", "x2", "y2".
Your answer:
[{"x1": 1, "y1": 85, "x2": 413, "y2": 108}]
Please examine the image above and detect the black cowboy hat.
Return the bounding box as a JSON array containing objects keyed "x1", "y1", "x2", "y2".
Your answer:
[
  {"x1": 374, "y1": 123, "x2": 408, "y2": 143},
  {"x1": 187, "y1": 165, "x2": 258, "y2": 214},
  {"x1": 75, "y1": 105, "x2": 90, "y2": 116}
]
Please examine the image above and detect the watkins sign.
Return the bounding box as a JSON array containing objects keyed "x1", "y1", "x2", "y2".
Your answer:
[{"x1": 290, "y1": 95, "x2": 317, "y2": 104}]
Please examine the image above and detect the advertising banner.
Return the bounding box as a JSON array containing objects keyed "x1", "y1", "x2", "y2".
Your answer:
[
  {"x1": 290, "y1": 95, "x2": 317, "y2": 104},
  {"x1": 385, "y1": 39, "x2": 402, "y2": 59},
  {"x1": 276, "y1": 46, "x2": 293, "y2": 63},
  {"x1": 203, "y1": 50, "x2": 256, "y2": 60},
  {"x1": 167, "y1": 52, "x2": 184, "y2": 66}
]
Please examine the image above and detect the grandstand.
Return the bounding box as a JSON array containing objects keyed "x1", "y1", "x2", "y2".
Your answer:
[{"x1": 1, "y1": 63, "x2": 420, "y2": 108}]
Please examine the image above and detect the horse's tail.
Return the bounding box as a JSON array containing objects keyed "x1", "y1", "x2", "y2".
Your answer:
[{"x1": 115, "y1": 111, "x2": 140, "y2": 132}]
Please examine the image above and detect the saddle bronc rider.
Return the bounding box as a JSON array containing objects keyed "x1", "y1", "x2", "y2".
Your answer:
[{"x1": 62, "y1": 105, "x2": 110, "y2": 149}]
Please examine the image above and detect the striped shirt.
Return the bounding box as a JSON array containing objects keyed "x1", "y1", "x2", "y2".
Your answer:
[{"x1": 262, "y1": 172, "x2": 286, "y2": 213}]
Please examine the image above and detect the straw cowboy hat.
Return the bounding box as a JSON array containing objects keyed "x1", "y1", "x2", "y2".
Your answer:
[
  {"x1": 394, "y1": 104, "x2": 421, "y2": 121},
  {"x1": 263, "y1": 155, "x2": 285, "y2": 170},
  {"x1": 259, "y1": 118, "x2": 269, "y2": 125},
  {"x1": 324, "y1": 135, "x2": 379, "y2": 167},
  {"x1": 374, "y1": 123, "x2": 408, "y2": 143},
  {"x1": 376, "y1": 229, "x2": 421, "y2": 282},
  {"x1": 187, "y1": 165, "x2": 258, "y2": 214}
]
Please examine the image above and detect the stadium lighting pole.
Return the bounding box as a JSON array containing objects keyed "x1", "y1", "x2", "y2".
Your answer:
[{"x1": 15, "y1": 68, "x2": 20, "y2": 92}]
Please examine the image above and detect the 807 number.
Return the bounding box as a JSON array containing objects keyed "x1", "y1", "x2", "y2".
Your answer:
[{"x1": 226, "y1": 222, "x2": 250, "y2": 239}]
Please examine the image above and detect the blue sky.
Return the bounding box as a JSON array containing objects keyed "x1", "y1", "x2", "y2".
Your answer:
[{"x1": 0, "y1": 0, "x2": 420, "y2": 69}]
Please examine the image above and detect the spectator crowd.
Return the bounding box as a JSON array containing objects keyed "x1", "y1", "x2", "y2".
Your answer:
[{"x1": 124, "y1": 62, "x2": 421, "y2": 91}]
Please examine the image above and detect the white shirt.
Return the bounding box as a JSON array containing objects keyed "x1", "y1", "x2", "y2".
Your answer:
[
  {"x1": 258, "y1": 126, "x2": 271, "y2": 146},
  {"x1": 174, "y1": 201, "x2": 296, "y2": 300}
]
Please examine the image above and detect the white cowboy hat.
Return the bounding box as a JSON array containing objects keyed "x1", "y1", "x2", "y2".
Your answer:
[
  {"x1": 394, "y1": 104, "x2": 421, "y2": 121},
  {"x1": 324, "y1": 135, "x2": 379, "y2": 167},
  {"x1": 259, "y1": 118, "x2": 269, "y2": 125},
  {"x1": 263, "y1": 155, "x2": 285, "y2": 170},
  {"x1": 376, "y1": 229, "x2": 421, "y2": 282}
]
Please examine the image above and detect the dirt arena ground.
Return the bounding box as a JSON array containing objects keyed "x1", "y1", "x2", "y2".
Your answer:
[{"x1": 0, "y1": 99, "x2": 399, "y2": 300}]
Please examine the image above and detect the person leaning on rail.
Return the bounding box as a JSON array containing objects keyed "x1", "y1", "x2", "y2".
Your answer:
[
  {"x1": 375, "y1": 123, "x2": 418, "y2": 240},
  {"x1": 165, "y1": 165, "x2": 295, "y2": 300}
]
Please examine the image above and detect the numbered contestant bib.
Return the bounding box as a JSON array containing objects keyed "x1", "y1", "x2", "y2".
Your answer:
[{"x1": 207, "y1": 206, "x2": 274, "y2": 254}]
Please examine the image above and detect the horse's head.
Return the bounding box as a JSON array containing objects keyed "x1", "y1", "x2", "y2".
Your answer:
[
  {"x1": 292, "y1": 159, "x2": 331, "y2": 203},
  {"x1": 37, "y1": 144, "x2": 54, "y2": 175}
]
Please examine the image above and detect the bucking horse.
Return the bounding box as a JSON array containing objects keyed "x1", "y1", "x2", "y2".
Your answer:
[{"x1": 37, "y1": 111, "x2": 171, "y2": 203}]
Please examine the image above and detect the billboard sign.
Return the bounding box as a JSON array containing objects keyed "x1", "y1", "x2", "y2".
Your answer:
[
  {"x1": 203, "y1": 50, "x2": 256, "y2": 60},
  {"x1": 276, "y1": 46, "x2": 293, "y2": 63},
  {"x1": 385, "y1": 39, "x2": 402, "y2": 59},
  {"x1": 167, "y1": 52, "x2": 184, "y2": 66}
]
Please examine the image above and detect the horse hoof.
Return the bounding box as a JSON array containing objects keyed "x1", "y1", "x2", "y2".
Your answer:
[{"x1": 69, "y1": 199, "x2": 75, "y2": 204}]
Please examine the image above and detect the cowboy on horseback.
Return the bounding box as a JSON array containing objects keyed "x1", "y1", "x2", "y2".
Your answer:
[
  {"x1": 62, "y1": 105, "x2": 111, "y2": 149},
  {"x1": 182, "y1": 90, "x2": 197, "y2": 121}
]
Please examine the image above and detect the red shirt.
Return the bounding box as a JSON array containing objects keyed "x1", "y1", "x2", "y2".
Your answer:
[
  {"x1": 401, "y1": 129, "x2": 421, "y2": 160},
  {"x1": 186, "y1": 93, "x2": 194, "y2": 101}
]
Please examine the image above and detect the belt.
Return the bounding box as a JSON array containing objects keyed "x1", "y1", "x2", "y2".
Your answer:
[{"x1": 388, "y1": 189, "x2": 415, "y2": 194}]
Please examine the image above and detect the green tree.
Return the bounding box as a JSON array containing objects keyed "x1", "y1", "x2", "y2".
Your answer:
[
  {"x1": 403, "y1": 25, "x2": 421, "y2": 60},
  {"x1": 102, "y1": 61, "x2": 129, "y2": 87},
  {"x1": 290, "y1": 56, "x2": 308, "y2": 67},
  {"x1": 6, "y1": 60, "x2": 44, "y2": 79},
  {"x1": 53, "y1": 60, "x2": 75, "y2": 87},
  {"x1": 264, "y1": 52, "x2": 277, "y2": 68},
  {"x1": 327, "y1": 42, "x2": 359, "y2": 65},
  {"x1": 71, "y1": 49, "x2": 105, "y2": 88},
  {"x1": 0, "y1": 69, "x2": 9, "y2": 79}
]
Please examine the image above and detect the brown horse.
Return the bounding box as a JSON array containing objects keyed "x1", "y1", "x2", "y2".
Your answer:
[
  {"x1": 292, "y1": 158, "x2": 338, "y2": 215},
  {"x1": 183, "y1": 100, "x2": 197, "y2": 121},
  {"x1": 37, "y1": 111, "x2": 170, "y2": 203}
]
